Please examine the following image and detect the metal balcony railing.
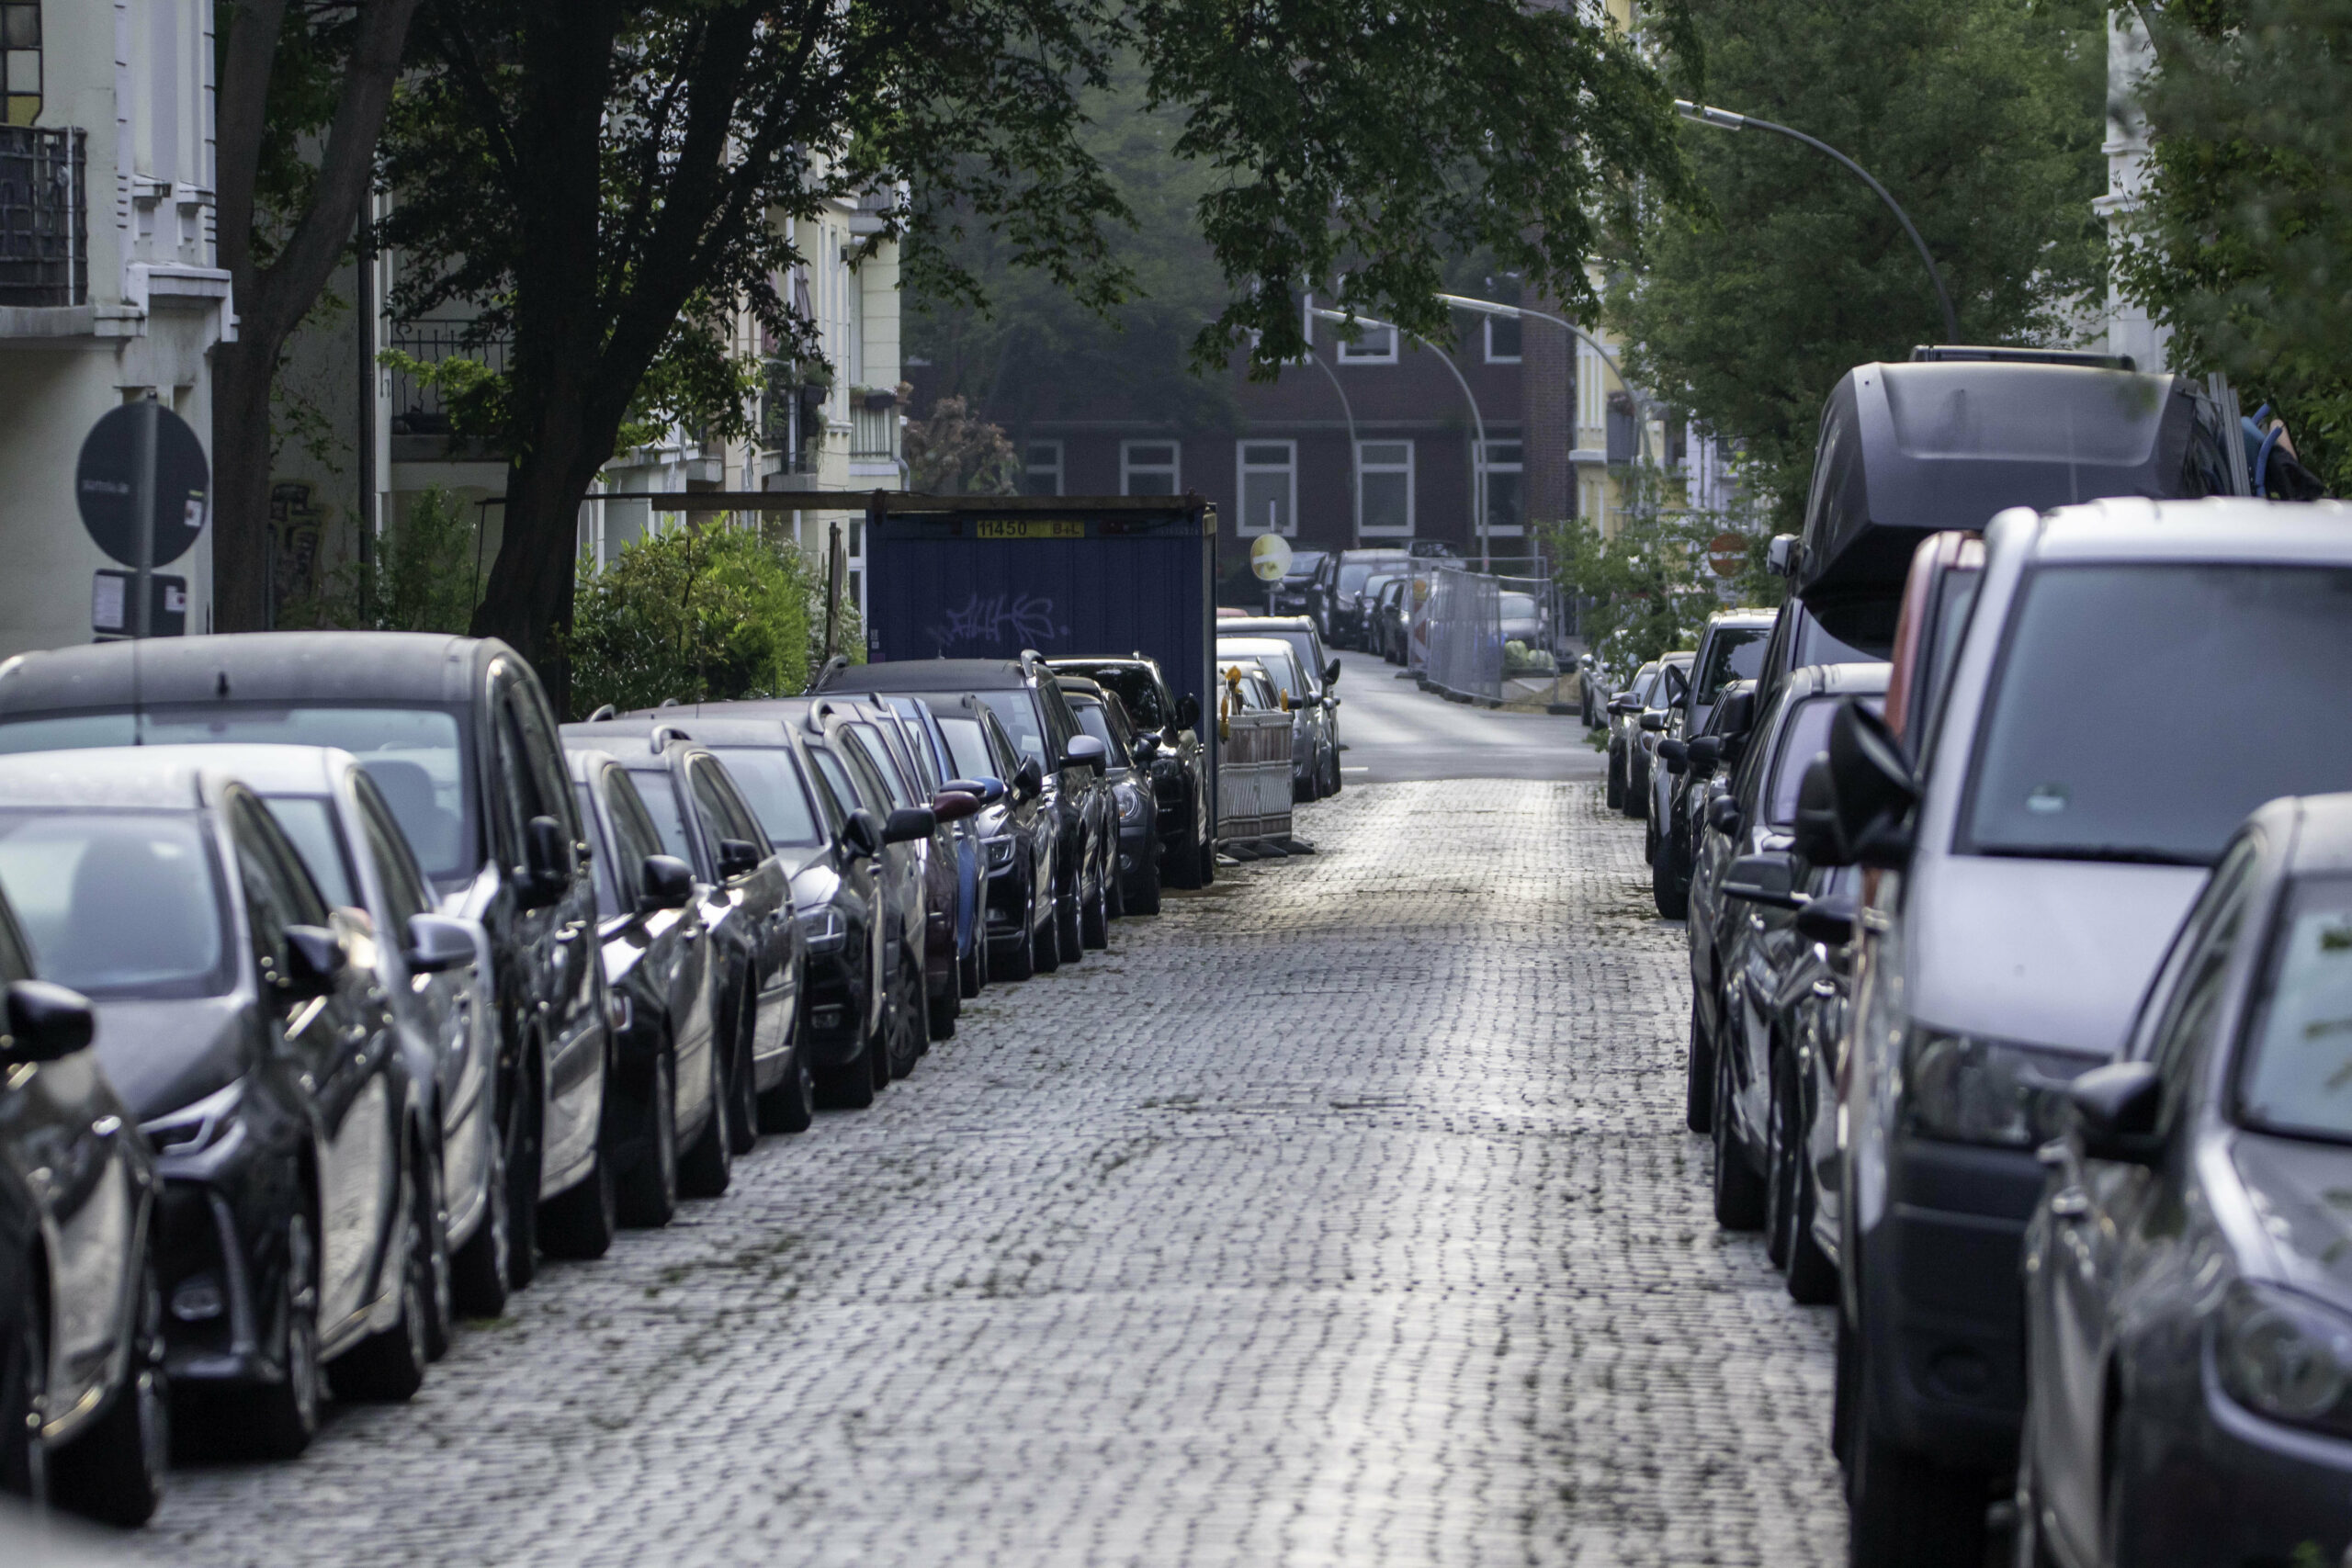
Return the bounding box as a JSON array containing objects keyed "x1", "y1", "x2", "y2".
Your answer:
[
  {"x1": 386, "y1": 321, "x2": 510, "y2": 434},
  {"x1": 0, "y1": 127, "x2": 85, "y2": 307},
  {"x1": 851, "y1": 402, "x2": 899, "y2": 462}
]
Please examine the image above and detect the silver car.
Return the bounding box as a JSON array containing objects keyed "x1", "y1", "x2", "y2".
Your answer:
[{"x1": 1216, "y1": 636, "x2": 1339, "y2": 802}]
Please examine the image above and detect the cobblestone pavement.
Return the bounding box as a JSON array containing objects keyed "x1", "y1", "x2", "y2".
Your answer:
[{"x1": 130, "y1": 780, "x2": 1846, "y2": 1568}]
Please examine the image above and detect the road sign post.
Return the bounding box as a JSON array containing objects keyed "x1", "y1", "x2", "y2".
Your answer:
[{"x1": 75, "y1": 400, "x2": 209, "y2": 641}]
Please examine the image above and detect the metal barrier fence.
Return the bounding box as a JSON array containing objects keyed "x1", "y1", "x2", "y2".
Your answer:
[
  {"x1": 1217, "y1": 708, "x2": 1295, "y2": 841},
  {"x1": 1413, "y1": 566, "x2": 1570, "y2": 705}
]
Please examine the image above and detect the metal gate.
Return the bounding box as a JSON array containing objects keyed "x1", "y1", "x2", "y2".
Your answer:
[{"x1": 1217, "y1": 709, "x2": 1295, "y2": 842}]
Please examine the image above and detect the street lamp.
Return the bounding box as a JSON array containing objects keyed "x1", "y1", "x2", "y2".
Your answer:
[
  {"x1": 1311, "y1": 306, "x2": 1492, "y2": 571},
  {"x1": 1436, "y1": 293, "x2": 1657, "y2": 467},
  {"x1": 1673, "y1": 99, "x2": 1961, "y2": 344}
]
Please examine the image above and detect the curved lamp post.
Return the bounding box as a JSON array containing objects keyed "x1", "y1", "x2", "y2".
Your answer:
[
  {"x1": 1436, "y1": 292, "x2": 1657, "y2": 468},
  {"x1": 1674, "y1": 99, "x2": 1961, "y2": 344},
  {"x1": 1312, "y1": 306, "x2": 1492, "y2": 570}
]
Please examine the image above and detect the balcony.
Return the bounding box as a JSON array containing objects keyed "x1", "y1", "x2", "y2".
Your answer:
[
  {"x1": 386, "y1": 321, "x2": 510, "y2": 459},
  {"x1": 851, "y1": 402, "x2": 899, "y2": 464},
  {"x1": 0, "y1": 126, "x2": 85, "y2": 307}
]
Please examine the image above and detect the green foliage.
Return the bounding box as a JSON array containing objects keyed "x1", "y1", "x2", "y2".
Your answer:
[
  {"x1": 1547, "y1": 466, "x2": 1776, "y2": 682},
  {"x1": 1608, "y1": 0, "x2": 2108, "y2": 528},
  {"x1": 905, "y1": 397, "x2": 1020, "y2": 494},
  {"x1": 282, "y1": 486, "x2": 486, "y2": 633},
  {"x1": 2120, "y1": 0, "x2": 2352, "y2": 493},
  {"x1": 566, "y1": 525, "x2": 847, "y2": 718}
]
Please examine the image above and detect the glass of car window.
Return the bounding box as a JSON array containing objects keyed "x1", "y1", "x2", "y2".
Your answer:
[
  {"x1": 259, "y1": 796, "x2": 360, "y2": 909},
  {"x1": 707, "y1": 748, "x2": 825, "y2": 848},
  {"x1": 1072, "y1": 703, "x2": 1132, "y2": 768},
  {"x1": 0, "y1": 811, "x2": 233, "y2": 999},
  {"x1": 976, "y1": 694, "x2": 1049, "y2": 770},
  {"x1": 630, "y1": 770, "x2": 700, "y2": 865},
  {"x1": 1768, "y1": 697, "x2": 1883, "y2": 825},
  {"x1": 2237, "y1": 876, "x2": 2352, "y2": 1140},
  {"x1": 1695, "y1": 630, "x2": 1770, "y2": 707},
  {"x1": 936, "y1": 717, "x2": 993, "y2": 781}
]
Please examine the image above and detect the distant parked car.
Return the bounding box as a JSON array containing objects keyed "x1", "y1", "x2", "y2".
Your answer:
[
  {"x1": 1627, "y1": 652, "x2": 1692, "y2": 824},
  {"x1": 1330, "y1": 549, "x2": 1412, "y2": 648},
  {"x1": 0, "y1": 633, "x2": 615, "y2": 1292},
  {"x1": 0, "y1": 888, "x2": 164, "y2": 1524},
  {"x1": 1604, "y1": 661, "x2": 1660, "y2": 812},
  {"x1": 1810, "y1": 496, "x2": 2352, "y2": 1565},
  {"x1": 1649, "y1": 612, "x2": 1773, "y2": 911},
  {"x1": 0, "y1": 750, "x2": 444, "y2": 1460},
  {"x1": 1218, "y1": 636, "x2": 1338, "y2": 801},
  {"x1": 1044, "y1": 656, "x2": 1212, "y2": 890},
  {"x1": 1267, "y1": 549, "x2": 1334, "y2": 633},
  {"x1": 1058, "y1": 678, "x2": 1162, "y2": 914},
  {"x1": 1373, "y1": 577, "x2": 1410, "y2": 664},
  {"x1": 927, "y1": 695, "x2": 1065, "y2": 977},
  {"x1": 2018, "y1": 792, "x2": 2352, "y2": 1568}
]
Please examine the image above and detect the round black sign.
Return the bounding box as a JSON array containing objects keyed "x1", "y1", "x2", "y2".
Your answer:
[{"x1": 75, "y1": 403, "x2": 211, "y2": 569}]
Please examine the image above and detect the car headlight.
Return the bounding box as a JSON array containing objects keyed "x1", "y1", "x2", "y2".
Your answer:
[
  {"x1": 1899, "y1": 1030, "x2": 2091, "y2": 1147},
  {"x1": 797, "y1": 906, "x2": 848, "y2": 953},
  {"x1": 2218, "y1": 1281, "x2": 2352, "y2": 1438},
  {"x1": 1116, "y1": 783, "x2": 1147, "y2": 824},
  {"x1": 984, "y1": 834, "x2": 1016, "y2": 870},
  {"x1": 141, "y1": 1079, "x2": 246, "y2": 1158}
]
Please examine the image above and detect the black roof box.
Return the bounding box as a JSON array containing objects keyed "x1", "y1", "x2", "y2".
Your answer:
[{"x1": 1793, "y1": 357, "x2": 2229, "y2": 640}]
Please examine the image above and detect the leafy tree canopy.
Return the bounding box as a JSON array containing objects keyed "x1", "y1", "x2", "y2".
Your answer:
[
  {"x1": 2120, "y1": 0, "x2": 2352, "y2": 493},
  {"x1": 1607, "y1": 0, "x2": 2107, "y2": 529}
]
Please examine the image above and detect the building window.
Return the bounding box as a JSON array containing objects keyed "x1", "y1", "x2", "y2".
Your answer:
[
  {"x1": 1580, "y1": 472, "x2": 1610, "y2": 539},
  {"x1": 1479, "y1": 441, "x2": 1524, "y2": 537},
  {"x1": 1577, "y1": 340, "x2": 1609, "y2": 448},
  {"x1": 1356, "y1": 441, "x2": 1413, "y2": 538},
  {"x1": 3, "y1": 2, "x2": 39, "y2": 127},
  {"x1": 1236, "y1": 440, "x2": 1296, "y2": 536},
  {"x1": 1333, "y1": 317, "x2": 1396, "y2": 365},
  {"x1": 1122, "y1": 440, "x2": 1179, "y2": 496},
  {"x1": 1022, "y1": 440, "x2": 1063, "y2": 496},
  {"x1": 1486, "y1": 315, "x2": 1522, "y2": 363}
]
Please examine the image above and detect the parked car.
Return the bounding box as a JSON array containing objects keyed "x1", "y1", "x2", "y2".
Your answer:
[
  {"x1": 0, "y1": 750, "x2": 449, "y2": 1460},
  {"x1": 1217, "y1": 637, "x2": 1336, "y2": 802},
  {"x1": 1349, "y1": 571, "x2": 1405, "y2": 655},
  {"x1": 563, "y1": 749, "x2": 731, "y2": 1224},
  {"x1": 875, "y1": 696, "x2": 992, "y2": 1001},
  {"x1": 1058, "y1": 679, "x2": 1162, "y2": 914},
  {"x1": 824, "y1": 659, "x2": 1112, "y2": 966},
  {"x1": 1628, "y1": 652, "x2": 1693, "y2": 826},
  {"x1": 1806, "y1": 495, "x2": 2352, "y2": 1565},
  {"x1": 1654, "y1": 679, "x2": 1755, "y2": 920},
  {"x1": 2018, "y1": 792, "x2": 2352, "y2": 1568},
  {"x1": 1267, "y1": 549, "x2": 1334, "y2": 632},
  {"x1": 1744, "y1": 595, "x2": 1883, "y2": 722},
  {"x1": 0, "y1": 889, "x2": 164, "y2": 1523},
  {"x1": 0, "y1": 633, "x2": 614, "y2": 1290},
  {"x1": 231, "y1": 744, "x2": 508, "y2": 1330},
  {"x1": 1217, "y1": 617, "x2": 1343, "y2": 798},
  {"x1": 1497, "y1": 592, "x2": 1558, "y2": 674},
  {"x1": 1043, "y1": 656, "x2": 1212, "y2": 890},
  {"x1": 1604, "y1": 661, "x2": 1661, "y2": 812},
  {"x1": 1330, "y1": 549, "x2": 1413, "y2": 648},
  {"x1": 1374, "y1": 577, "x2": 1410, "y2": 665},
  {"x1": 1881, "y1": 529, "x2": 1985, "y2": 753},
  {"x1": 926, "y1": 696, "x2": 1064, "y2": 977},
  {"x1": 1649, "y1": 613, "x2": 1773, "y2": 914}
]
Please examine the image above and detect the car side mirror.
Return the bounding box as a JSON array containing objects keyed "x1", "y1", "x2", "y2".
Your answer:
[
  {"x1": 1707, "y1": 795, "x2": 1741, "y2": 836},
  {"x1": 639, "y1": 854, "x2": 695, "y2": 912},
  {"x1": 1766, "y1": 533, "x2": 1798, "y2": 577},
  {"x1": 1794, "y1": 895, "x2": 1856, "y2": 946},
  {"x1": 718, "y1": 838, "x2": 763, "y2": 879},
  {"x1": 1826, "y1": 701, "x2": 1917, "y2": 869},
  {"x1": 1065, "y1": 734, "x2": 1107, "y2": 774},
  {"x1": 931, "y1": 790, "x2": 980, "y2": 824},
  {"x1": 403, "y1": 913, "x2": 478, "y2": 976},
  {"x1": 1792, "y1": 755, "x2": 1844, "y2": 865},
  {"x1": 1722, "y1": 852, "x2": 1801, "y2": 908},
  {"x1": 1717, "y1": 688, "x2": 1756, "y2": 740},
  {"x1": 1687, "y1": 736, "x2": 1722, "y2": 775},
  {"x1": 280, "y1": 924, "x2": 347, "y2": 998},
  {"x1": 1324, "y1": 659, "x2": 1341, "y2": 686},
  {"x1": 884, "y1": 806, "x2": 937, "y2": 844},
  {"x1": 2, "y1": 979, "x2": 94, "y2": 1064},
  {"x1": 840, "y1": 808, "x2": 885, "y2": 860},
  {"x1": 1639, "y1": 710, "x2": 1667, "y2": 733},
  {"x1": 1659, "y1": 739, "x2": 1689, "y2": 775},
  {"x1": 1015, "y1": 758, "x2": 1044, "y2": 799},
  {"x1": 945, "y1": 776, "x2": 1006, "y2": 807},
  {"x1": 519, "y1": 814, "x2": 571, "y2": 908},
  {"x1": 2067, "y1": 1060, "x2": 2164, "y2": 1165},
  {"x1": 1131, "y1": 734, "x2": 1161, "y2": 762},
  {"x1": 1608, "y1": 694, "x2": 1639, "y2": 715},
  {"x1": 1175, "y1": 694, "x2": 1200, "y2": 730}
]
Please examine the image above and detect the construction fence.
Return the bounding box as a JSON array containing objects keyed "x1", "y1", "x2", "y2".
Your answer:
[{"x1": 1406, "y1": 566, "x2": 1570, "y2": 705}]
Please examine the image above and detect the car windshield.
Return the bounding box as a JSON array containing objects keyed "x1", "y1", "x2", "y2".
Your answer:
[
  {"x1": 2238, "y1": 876, "x2": 2352, "y2": 1143},
  {"x1": 1964, "y1": 564, "x2": 2352, "y2": 864},
  {"x1": 1078, "y1": 668, "x2": 1168, "y2": 729},
  {"x1": 1071, "y1": 702, "x2": 1131, "y2": 767},
  {"x1": 1340, "y1": 560, "x2": 1403, "y2": 595},
  {"x1": 1283, "y1": 552, "x2": 1328, "y2": 581},
  {"x1": 1695, "y1": 628, "x2": 1769, "y2": 706},
  {"x1": 973, "y1": 692, "x2": 1049, "y2": 770},
  {"x1": 0, "y1": 704, "x2": 474, "y2": 880},
  {"x1": 1219, "y1": 642, "x2": 1306, "y2": 702},
  {"x1": 629, "y1": 770, "x2": 696, "y2": 864},
  {"x1": 707, "y1": 748, "x2": 823, "y2": 848},
  {"x1": 1769, "y1": 697, "x2": 1883, "y2": 826},
  {"x1": 0, "y1": 810, "x2": 231, "y2": 999},
  {"x1": 261, "y1": 795, "x2": 356, "y2": 909}
]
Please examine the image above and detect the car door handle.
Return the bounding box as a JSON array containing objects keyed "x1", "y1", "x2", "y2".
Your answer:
[
  {"x1": 1811, "y1": 979, "x2": 1837, "y2": 1000},
  {"x1": 2048, "y1": 1189, "x2": 2092, "y2": 1221},
  {"x1": 555, "y1": 922, "x2": 585, "y2": 944}
]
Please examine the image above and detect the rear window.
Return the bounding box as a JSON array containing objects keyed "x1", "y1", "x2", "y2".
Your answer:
[
  {"x1": 0, "y1": 810, "x2": 230, "y2": 999},
  {"x1": 1695, "y1": 628, "x2": 1769, "y2": 706},
  {"x1": 1964, "y1": 564, "x2": 2352, "y2": 863}
]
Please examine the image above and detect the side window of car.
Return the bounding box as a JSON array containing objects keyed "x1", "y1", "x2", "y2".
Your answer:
[
  {"x1": 707, "y1": 765, "x2": 768, "y2": 852},
  {"x1": 688, "y1": 758, "x2": 762, "y2": 855},
  {"x1": 796, "y1": 745, "x2": 845, "y2": 832},
  {"x1": 2145, "y1": 844, "x2": 2261, "y2": 1123},
  {"x1": 0, "y1": 900, "x2": 33, "y2": 982},
  {"x1": 513, "y1": 679, "x2": 581, "y2": 840},
  {"x1": 1731, "y1": 692, "x2": 1785, "y2": 812},
  {"x1": 2132, "y1": 835, "x2": 2261, "y2": 1066},
  {"x1": 837, "y1": 730, "x2": 896, "y2": 812},
  {"x1": 230, "y1": 798, "x2": 298, "y2": 979},
  {"x1": 354, "y1": 781, "x2": 429, "y2": 936},
  {"x1": 488, "y1": 679, "x2": 537, "y2": 864},
  {"x1": 1035, "y1": 682, "x2": 1076, "y2": 752},
  {"x1": 809, "y1": 747, "x2": 861, "y2": 818},
  {"x1": 601, "y1": 770, "x2": 662, "y2": 908}
]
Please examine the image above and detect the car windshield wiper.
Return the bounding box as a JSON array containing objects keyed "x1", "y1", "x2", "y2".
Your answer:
[{"x1": 1977, "y1": 843, "x2": 2211, "y2": 867}]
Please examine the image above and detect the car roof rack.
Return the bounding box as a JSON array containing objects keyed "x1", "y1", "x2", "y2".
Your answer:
[{"x1": 1909, "y1": 344, "x2": 2137, "y2": 372}]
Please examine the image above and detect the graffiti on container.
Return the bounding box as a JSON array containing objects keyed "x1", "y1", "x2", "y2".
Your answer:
[{"x1": 929, "y1": 591, "x2": 1067, "y2": 652}]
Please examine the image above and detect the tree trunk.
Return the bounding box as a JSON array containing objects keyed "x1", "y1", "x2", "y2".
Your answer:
[{"x1": 209, "y1": 335, "x2": 282, "y2": 632}]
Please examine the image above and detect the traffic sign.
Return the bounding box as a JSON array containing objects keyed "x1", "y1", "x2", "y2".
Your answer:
[
  {"x1": 1708, "y1": 532, "x2": 1747, "y2": 579},
  {"x1": 92, "y1": 570, "x2": 187, "y2": 638},
  {"x1": 76, "y1": 401, "x2": 209, "y2": 569},
  {"x1": 1250, "y1": 535, "x2": 1293, "y2": 583}
]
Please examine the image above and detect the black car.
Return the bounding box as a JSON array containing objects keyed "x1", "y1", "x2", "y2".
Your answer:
[
  {"x1": 0, "y1": 892, "x2": 165, "y2": 1523},
  {"x1": 565, "y1": 750, "x2": 730, "y2": 1224},
  {"x1": 1652, "y1": 678, "x2": 1757, "y2": 920},
  {"x1": 927, "y1": 695, "x2": 1063, "y2": 979},
  {"x1": 1645, "y1": 611, "x2": 1775, "y2": 885},
  {"x1": 1329, "y1": 549, "x2": 1413, "y2": 649},
  {"x1": 1043, "y1": 656, "x2": 1212, "y2": 890},
  {"x1": 1058, "y1": 679, "x2": 1163, "y2": 915},
  {"x1": 875, "y1": 697, "x2": 990, "y2": 1006},
  {"x1": 821, "y1": 658, "x2": 1112, "y2": 964},
  {"x1": 0, "y1": 751, "x2": 447, "y2": 1460},
  {"x1": 1267, "y1": 548, "x2": 1334, "y2": 634},
  {"x1": 0, "y1": 633, "x2": 614, "y2": 1289}
]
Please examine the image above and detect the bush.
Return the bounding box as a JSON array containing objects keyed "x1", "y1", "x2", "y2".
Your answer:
[
  {"x1": 565, "y1": 524, "x2": 857, "y2": 717},
  {"x1": 281, "y1": 486, "x2": 485, "y2": 634}
]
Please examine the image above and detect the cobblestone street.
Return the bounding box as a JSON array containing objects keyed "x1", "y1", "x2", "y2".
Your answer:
[{"x1": 131, "y1": 777, "x2": 1846, "y2": 1567}]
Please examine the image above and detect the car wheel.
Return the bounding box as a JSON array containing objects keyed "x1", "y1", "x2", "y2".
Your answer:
[
  {"x1": 1784, "y1": 1065, "x2": 1838, "y2": 1306},
  {"x1": 1764, "y1": 1046, "x2": 1797, "y2": 1269},
  {"x1": 757, "y1": 1033, "x2": 817, "y2": 1134},
  {"x1": 1082, "y1": 861, "x2": 1110, "y2": 950},
  {"x1": 1056, "y1": 874, "x2": 1084, "y2": 962},
  {"x1": 1129, "y1": 849, "x2": 1162, "y2": 915},
  {"x1": 725, "y1": 1000, "x2": 761, "y2": 1154},
  {"x1": 2013, "y1": 1418, "x2": 2062, "y2": 1568},
  {"x1": 502, "y1": 1055, "x2": 544, "y2": 1292},
  {"x1": 1685, "y1": 999, "x2": 1713, "y2": 1134},
  {"x1": 0, "y1": 1281, "x2": 45, "y2": 1505},
  {"x1": 678, "y1": 1041, "x2": 736, "y2": 1200},
  {"x1": 1712, "y1": 1043, "x2": 1767, "y2": 1231},
  {"x1": 1845, "y1": 1356, "x2": 1988, "y2": 1568},
  {"x1": 329, "y1": 1156, "x2": 432, "y2": 1404},
  {"x1": 1651, "y1": 832, "x2": 1690, "y2": 919},
  {"x1": 50, "y1": 1242, "x2": 167, "y2": 1525},
  {"x1": 1106, "y1": 841, "x2": 1126, "y2": 919},
  {"x1": 246, "y1": 1209, "x2": 323, "y2": 1459},
  {"x1": 618, "y1": 1046, "x2": 681, "y2": 1227},
  {"x1": 1605, "y1": 744, "x2": 1625, "y2": 810},
  {"x1": 539, "y1": 1104, "x2": 618, "y2": 1260},
  {"x1": 1033, "y1": 886, "x2": 1061, "y2": 973},
  {"x1": 888, "y1": 960, "x2": 926, "y2": 1080},
  {"x1": 813, "y1": 1014, "x2": 878, "y2": 1110},
  {"x1": 996, "y1": 882, "x2": 1039, "y2": 980},
  {"x1": 449, "y1": 1123, "x2": 512, "y2": 1319},
  {"x1": 1200, "y1": 839, "x2": 1216, "y2": 884},
  {"x1": 959, "y1": 931, "x2": 983, "y2": 998}
]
